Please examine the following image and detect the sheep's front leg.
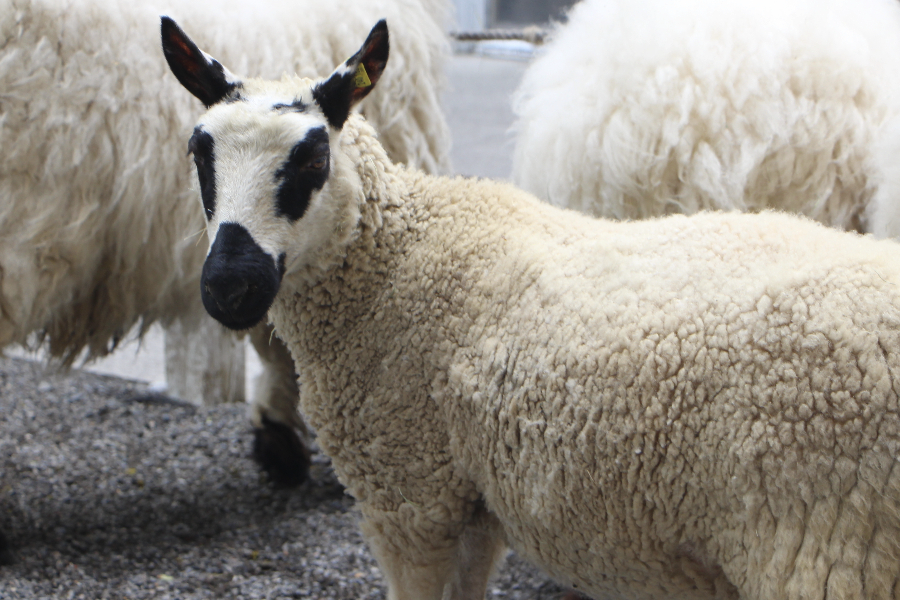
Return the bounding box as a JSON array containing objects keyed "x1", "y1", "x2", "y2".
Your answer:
[
  {"x1": 362, "y1": 505, "x2": 506, "y2": 600},
  {"x1": 446, "y1": 508, "x2": 507, "y2": 599},
  {"x1": 247, "y1": 322, "x2": 312, "y2": 486},
  {"x1": 364, "y1": 530, "x2": 457, "y2": 600}
]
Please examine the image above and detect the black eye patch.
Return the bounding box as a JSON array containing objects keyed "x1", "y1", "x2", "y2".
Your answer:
[
  {"x1": 274, "y1": 127, "x2": 330, "y2": 222},
  {"x1": 188, "y1": 127, "x2": 217, "y2": 220}
]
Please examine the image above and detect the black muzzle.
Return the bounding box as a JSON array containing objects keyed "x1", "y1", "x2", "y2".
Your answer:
[{"x1": 201, "y1": 223, "x2": 284, "y2": 330}]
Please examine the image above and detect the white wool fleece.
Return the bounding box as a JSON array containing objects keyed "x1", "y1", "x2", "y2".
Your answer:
[
  {"x1": 269, "y1": 116, "x2": 900, "y2": 599},
  {"x1": 0, "y1": 0, "x2": 451, "y2": 362},
  {"x1": 512, "y1": 0, "x2": 900, "y2": 233}
]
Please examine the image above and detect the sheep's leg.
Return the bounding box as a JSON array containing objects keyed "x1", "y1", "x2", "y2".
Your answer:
[
  {"x1": 364, "y1": 534, "x2": 457, "y2": 600},
  {"x1": 446, "y1": 507, "x2": 507, "y2": 599},
  {"x1": 247, "y1": 323, "x2": 312, "y2": 486},
  {"x1": 363, "y1": 505, "x2": 505, "y2": 600},
  {"x1": 164, "y1": 309, "x2": 245, "y2": 405}
]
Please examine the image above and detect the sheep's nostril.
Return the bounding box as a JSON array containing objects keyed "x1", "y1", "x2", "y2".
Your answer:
[
  {"x1": 225, "y1": 281, "x2": 249, "y2": 311},
  {"x1": 205, "y1": 279, "x2": 249, "y2": 314}
]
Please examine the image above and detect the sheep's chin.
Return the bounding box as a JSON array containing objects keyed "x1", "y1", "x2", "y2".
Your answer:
[{"x1": 213, "y1": 310, "x2": 270, "y2": 332}]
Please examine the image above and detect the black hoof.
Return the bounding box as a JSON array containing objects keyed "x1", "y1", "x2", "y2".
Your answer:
[
  {"x1": 252, "y1": 416, "x2": 311, "y2": 487},
  {"x1": 0, "y1": 529, "x2": 13, "y2": 566}
]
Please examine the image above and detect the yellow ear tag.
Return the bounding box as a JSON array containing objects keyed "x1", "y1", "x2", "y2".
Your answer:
[{"x1": 354, "y1": 63, "x2": 372, "y2": 88}]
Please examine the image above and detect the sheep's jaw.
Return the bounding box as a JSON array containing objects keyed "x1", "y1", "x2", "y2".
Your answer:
[{"x1": 200, "y1": 223, "x2": 285, "y2": 331}]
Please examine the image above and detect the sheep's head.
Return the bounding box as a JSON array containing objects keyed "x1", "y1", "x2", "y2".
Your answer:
[{"x1": 161, "y1": 17, "x2": 389, "y2": 330}]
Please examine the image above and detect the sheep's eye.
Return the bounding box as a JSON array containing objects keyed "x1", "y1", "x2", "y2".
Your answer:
[{"x1": 307, "y1": 155, "x2": 328, "y2": 171}]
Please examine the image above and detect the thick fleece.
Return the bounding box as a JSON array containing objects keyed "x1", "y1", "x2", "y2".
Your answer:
[
  {"x1": 512, "y1": 0, "x2": 900, "y2": 234},
  {"x1": 0, "y1": 0, "x2": 450, "y2": 363},
  {"x1": 259, "y1": 116, "x2": 900, "y2": 599}
]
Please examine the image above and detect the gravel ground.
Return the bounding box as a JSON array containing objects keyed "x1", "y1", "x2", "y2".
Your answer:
[{"x1": 0, "y1": 356, "x2": 572, "y2": 599}]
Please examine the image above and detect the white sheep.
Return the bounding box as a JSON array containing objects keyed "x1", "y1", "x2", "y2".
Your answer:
[
  {"x1": 511, "y1": 0, "x2": 900, "y2": 234},
  {"x1": 166, "y1": 18, "x2": 900, "y2": 599},
  {"x1": 1, "y1": 0, "x2": 451, "y2": 485}
]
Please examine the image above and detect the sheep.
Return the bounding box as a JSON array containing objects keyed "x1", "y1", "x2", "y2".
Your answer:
[
  {"x1": 165, "y1": 17, "x2": 900, "y2": 599},
  {"x1": 511, "y1": 0, "x2": 900, "y2": 235},
  {"x1": 1, "y1": 0, "x2": 451, "y2": 486}
]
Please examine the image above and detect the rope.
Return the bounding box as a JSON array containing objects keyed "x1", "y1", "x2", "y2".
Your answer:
[{"x1": 451, "y1": 27, "x2": 547, "y2": 45}]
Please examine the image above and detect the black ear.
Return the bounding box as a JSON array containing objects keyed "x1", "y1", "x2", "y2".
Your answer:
[
  {"x1": 161, "y1": 16, "x2": 239, "y2": 107},
  {"x1": 312, "y1": 20, "x2": 389, "y2": 129}
]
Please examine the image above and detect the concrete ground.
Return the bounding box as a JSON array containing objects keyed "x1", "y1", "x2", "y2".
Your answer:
[{"x1": 10, "y1": 51, "x2": 531, "y2": 397}]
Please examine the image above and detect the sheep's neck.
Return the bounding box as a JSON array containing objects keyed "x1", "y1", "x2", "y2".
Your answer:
[{"x1": 269, "y1": 164, "x2": 495, "y2": 507}]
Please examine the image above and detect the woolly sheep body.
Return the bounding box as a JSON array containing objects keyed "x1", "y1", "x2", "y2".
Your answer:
[
  {"x1": 258, "y1": 112, "x2": 900, "y2": 598},
  {"x1": 0, "y1": 0, "x2": 449, "y2": 360},
  {"x1": 511, "y1": 0, "x2": 900, "y2": 233}
]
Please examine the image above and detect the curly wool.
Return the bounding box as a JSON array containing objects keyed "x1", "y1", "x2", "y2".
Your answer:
[
  {"x1": 512, "y1": 0, "x2": 900, "y2": 233},
  {"x1": 271, "y1": 117, "x2": 900, "y2": 599},
  {"x1": 0, "y1": 0, "x2": 450, "y2": 363}
]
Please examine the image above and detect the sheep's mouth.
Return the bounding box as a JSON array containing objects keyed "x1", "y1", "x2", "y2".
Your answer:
[{"x1": 200, "y1": 223, "x2": 284, "y2": 331}]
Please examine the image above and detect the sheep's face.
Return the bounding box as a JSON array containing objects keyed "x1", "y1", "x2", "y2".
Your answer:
[
  {"x1": 188, "y1": 97, "x2": 334, "y2": 331},
  {"x1": 161, "y1": 18, "x2": 388, "y2": 330}
]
